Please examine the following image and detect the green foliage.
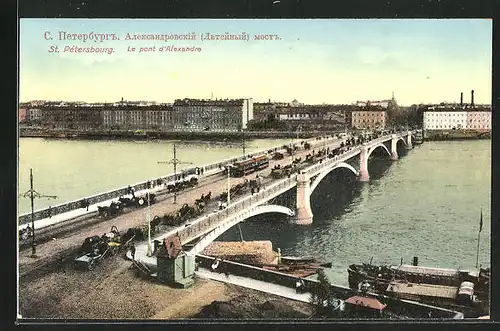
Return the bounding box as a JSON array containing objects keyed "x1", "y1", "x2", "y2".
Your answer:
[{"x1": 309, "y1": 269, "x2": 334, "y2": 316}]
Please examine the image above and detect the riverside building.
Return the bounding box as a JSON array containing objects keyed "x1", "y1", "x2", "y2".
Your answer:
[
  {"x1": 423, "y1": 91, "x2": 492, "y2": 132},
  {"x1": 351, "y1": 106, "x2": 388, "y2": 130},
  {"x1": 172, "y1": 98, "x2": 254, "y2": 131}
]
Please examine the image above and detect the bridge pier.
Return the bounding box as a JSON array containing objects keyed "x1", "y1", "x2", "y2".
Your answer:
[
  {"x1": 359, "y1": 144, "x2": 370, "y2": 182},
  {"x1": 406, "y1": 131, "x2": 413, "y2": 150},
  {"x1": 294, "y1": 172, "x2": 313, "y2": 225},
  {"x1": 390, "y1": 134, "x2": 399, "y2": 161}
]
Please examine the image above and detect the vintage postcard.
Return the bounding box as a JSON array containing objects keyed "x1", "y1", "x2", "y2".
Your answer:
[{"x1": 17, "y1": 18, "x2": 491, "y2": 321}]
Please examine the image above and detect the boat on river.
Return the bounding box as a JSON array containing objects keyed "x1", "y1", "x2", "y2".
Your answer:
[{"x1": 347, "y1": 258, "x2": 490, "y2": 317}]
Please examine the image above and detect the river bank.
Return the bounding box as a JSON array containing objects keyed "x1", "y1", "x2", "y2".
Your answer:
[
  {"x1": 19, "y1": 254, "x2": 312, "y2": 319},
  {"x1": 424, "y1": 129, "x2": 490, "y2": 141},
  {"x1": 20, "y1": 127, "x2": 334, "y2": 140}
]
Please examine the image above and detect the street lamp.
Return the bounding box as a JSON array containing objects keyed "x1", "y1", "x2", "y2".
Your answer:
[
  {"x1": 227, "y1": 164, "x2": 231, "y2": 206},
  {"x1": 146, "y1": 181, "x2": 152, "y2": 256},
  {"x1": 158, "y1": 143, "x2": 193, "y2": 204},
  {"x1": 238, "y1": 124, "x2": 246, "y2": 158},
  {"x1": 20, "y1": 168, "x2": 57, "y2": 258}
]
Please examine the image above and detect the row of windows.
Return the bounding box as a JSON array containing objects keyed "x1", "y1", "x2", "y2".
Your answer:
[
  {"x1": 426, "y1": 113, "x2": 490, "y2": 117},
  {"x1": 285, "y1": 114, "x2": 322, "y2": 118},
  {"x1": 426, "y1": 119, "x2": 488, "y2": 123},
  {"x1": 352, "y1": 113, "x2": 385, "y2": 117},
  {"x1": 427, "y1": 125, "x2": 490, "y2": 129},
  {"x1": 354, "y1": 118, "x2": 383, "y2": 124},
  {"x1": 426, "y1": 113, "x2": 466, "y2": 117}
]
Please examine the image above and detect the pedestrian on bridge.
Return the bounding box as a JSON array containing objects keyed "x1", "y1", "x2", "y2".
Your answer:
[
  {"x1": 130, "y1": 243, "x2": 136, "y2": 260},
  {"x1": 296, "y1": 279, "x2": 305, "y2": 293}
]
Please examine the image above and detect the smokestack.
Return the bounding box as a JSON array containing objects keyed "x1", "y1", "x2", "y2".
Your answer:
[
  {"x1": 471, "y1": 90, "x2": 475, "y2": 107},
  {"x1": 460, "y1": 92, "x2": 463, "y2": 106}
]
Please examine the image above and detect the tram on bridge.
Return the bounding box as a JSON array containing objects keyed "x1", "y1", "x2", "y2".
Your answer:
[{"x1": 230, "y1": 154, "x2": 270, "y2": 177}]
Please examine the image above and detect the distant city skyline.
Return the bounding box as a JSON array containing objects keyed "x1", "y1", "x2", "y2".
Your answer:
[
  {"x1": 20, "y1": 19, "x2": 492, "y2": 105},
  {"x1": 19, "y1": 95, "x2": 492, "y2": 107}
]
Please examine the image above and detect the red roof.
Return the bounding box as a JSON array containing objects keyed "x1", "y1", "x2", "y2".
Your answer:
[{"x1": 345, "y1": 296, "x2": 386, "y2": 310}]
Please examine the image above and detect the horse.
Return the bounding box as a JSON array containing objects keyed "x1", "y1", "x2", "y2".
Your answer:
[
  {"x1": 118, "y1": 196, "x2": 135, "y2": 207},
  {"x1": 19, "y1": 226, "x2": 33, "y2": 241}
]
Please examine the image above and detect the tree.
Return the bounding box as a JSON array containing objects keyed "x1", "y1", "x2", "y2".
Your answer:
[{"x1": 309, "y1": 269, "x2": 334, "y2": 316}]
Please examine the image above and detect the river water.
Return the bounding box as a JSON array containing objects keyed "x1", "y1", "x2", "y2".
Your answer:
[{"x1": 18, "y1": 138, "x2": 491, "y2": 286}]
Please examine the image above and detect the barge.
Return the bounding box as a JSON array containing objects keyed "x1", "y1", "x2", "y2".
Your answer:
[
  {"x1": 347, "y1": 258, "x2": 490, "y2": 317},
  {"x1": 348, "y1": 261, "x2": 489, "y2": 292}
]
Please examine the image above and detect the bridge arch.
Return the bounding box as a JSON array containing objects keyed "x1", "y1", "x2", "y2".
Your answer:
[
  {"x1": 367, "y1": 143, "x2": 391, "y2": 159},
  {"x1": 310, "y1": 162, "x2": 359, "y2": 193},
  {"x1": 397, "y1": 137, "x2": 407, "y2": 146},
  {"x1": 188, "y1": 204, "x2": 295, "y2": 255}
]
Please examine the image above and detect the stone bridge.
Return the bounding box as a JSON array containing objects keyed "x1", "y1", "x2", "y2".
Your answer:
[
  {"x1": 167, "y1": 131, "x2": 415, "y2": 255},
  {"x1": 295, "y1": 132, "x2": 414, "y2": 224}
]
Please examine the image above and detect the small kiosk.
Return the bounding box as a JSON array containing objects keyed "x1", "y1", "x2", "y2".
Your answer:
[{"x1": 156, "y1": 235, "x2": 195, "y2": 288}]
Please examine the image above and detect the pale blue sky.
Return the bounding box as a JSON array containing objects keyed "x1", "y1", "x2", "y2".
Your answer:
[{"x1": 19, "y1": 19, "x2": 492, "y2": 105}]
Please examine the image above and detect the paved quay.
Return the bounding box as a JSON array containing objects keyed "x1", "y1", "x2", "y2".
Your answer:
[{"x1": 195, "y1": 267, "x2": 315, "y2": 304}]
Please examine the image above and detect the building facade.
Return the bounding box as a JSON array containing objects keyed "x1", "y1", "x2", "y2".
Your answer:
[
  {"x1": 26, "y1": 108, "x2": 43, "y2": 124},
  {"x1": 172, "y1": 98, "x2": 253, "y2": 131},
  {"x1": 423, "y1": 110, "x2": 467, "y2": 130},
  {"x1": 273, "y1": 105, "x2": 348, "y2": 130},
  {"x1": 101, "y1": 105, "x2": 174, "y2": 130},
  {"x1": 423, "y1": 107, "x2": 491, "y2": 131},
  {"x1": 19, "y1": 108, "x2": 27, "y2": 123},
  {"x1": 351, "y1": 107, "x2": 388, "y2": 130},
  {"x1": 40, "y1": 107, "x2": 103, "y2": 130},
  {"x1": 466, "y1": 111, "x2": 491, "y2": 131}
]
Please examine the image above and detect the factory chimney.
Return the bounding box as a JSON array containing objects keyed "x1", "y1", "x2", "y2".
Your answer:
[
  {"x1": 471, "y1": 90, "x2": 475, "y2": 108},
  {"x1": 460, "y1": 92, "x2": 463, "y2": 107}
]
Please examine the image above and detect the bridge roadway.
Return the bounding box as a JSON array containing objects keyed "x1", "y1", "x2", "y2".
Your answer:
[
  {"x1": 18, "y1": 134, "x2": 336, "y2": 229},
  {"x1": 18, "y1": 134, "x2": 352, "y2": 276},
  {"x1": 169, "y1": 132, "x2": 412, "y2": 255},
  {"x1": 126, "y1": 132, "x2": 411, "y2": 266}
]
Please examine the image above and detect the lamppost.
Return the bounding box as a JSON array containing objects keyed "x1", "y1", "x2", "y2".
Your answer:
[
  {"x1": 344, "y1": 109, "x2": 348, "y2": 135},
  {"x1": 146, "y1": 181, "x2": 152, "y2": 256},
  {"x1": 227, "y1": 164, "x2": 231, "y2": 205},
  {"x1": 20, "y1": 168, "x2": 57, "y2": 258},
  {"x1": 158, "y1": 143, "x2": 193, "y2": 204},
  {"x1": 238, "y1": 124, "x2": 246, "y2": 158}
]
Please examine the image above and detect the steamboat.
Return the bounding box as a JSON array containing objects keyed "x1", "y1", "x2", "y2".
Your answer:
[{"x1": 347, "y1": 257, "x2": 490, "y2": 317}]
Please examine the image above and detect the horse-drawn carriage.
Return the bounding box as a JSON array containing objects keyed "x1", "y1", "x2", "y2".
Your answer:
[
  {"x1": 166, "y1": 175, "x2": 199, "y2": 193},
  {"x1": 271, "y1": 164, "x2": 293, "y2": 179},
  {"x1": 195, "y1": 191, "x2": 212, "y2": 211},
  {"x1": 19, "y1": 225, "x2": 33, "y2": 242},
  {"x1": 74, "y1": 225, "x2": 137, "y2": 270},
  {"x1": 217, "y1": 177, "x2": 258, "y2": 202},
  {"x1": 98, "y1": 193, "x2": 157, "y2": 218},
  {"x1": 273, "y1": 152, "x2": 284, "y2": 160},
  {"x1": 97, "y1": 201, "x2": 123, "y2": 218},
  {"x1": 150, "y1": 191, "x2": 211, "y2": 229}
]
